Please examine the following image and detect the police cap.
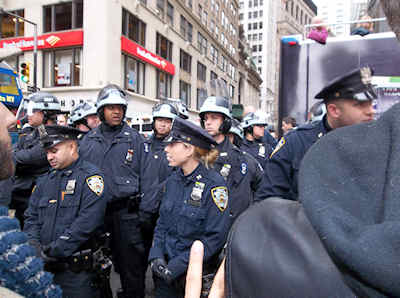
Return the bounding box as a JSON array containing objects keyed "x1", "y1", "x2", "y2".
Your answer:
[
  {"x1": 315, "y1": 67, "x2": 377, "y2": 102},
  {"x1": 164, "y1": 117, "x2": 217, "y2": 150},
  {"x1": 38, "y1": 125, "x2": 83, "y2": 149}
]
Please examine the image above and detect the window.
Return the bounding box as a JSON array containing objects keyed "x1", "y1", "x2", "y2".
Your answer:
[
  {"x1": 157, "y1": 70, "x2": 172, "y2": 99},
  {"x1": 221, "y1": 55, "x2": 227, "y2": 72},
  {"x1": 259, "y1": 33, "x2": 263, "y2": 40},
  {"x1": 198, "y1": 32, "x2": 207, "y2": 55},
  {"x1": 253, "y1": 22, "x2": 258, "y2": 29},
  {"x1": 253, "y1": 11, "x2": 258, "y2": 18},
  {"x1": 210, "y1": 45, "x2": 218, "y2": 64},
  {"x1": 210, "y1": 71, "x2": 218, "y2": 82},
  {"x1": 258, "y1": 56, "x2": 262, "y2": 63},
  {"x1": 259, "y1": 10, "x2": 263, "y2": 17},
  {"x1": 43, "y1": 0, "x2": 83, "y2": 33},
  {"x1": 180, "y1": 15, "x2": 193, "y2": 42},
  {"x1": 239, "y1": 13, "x2": 243, "y2": 20},
  {"x1": 188, "y1": 0, "x2": 193, "y2": 9},
  {"x1": 157, "y1": 0, "x2": 165, "y2": 17},
  {"x1": 229, "y1": 84, "x2": 234, "y2": 99},
  {"x1": 156, "y1": 33, "x2": 173, "y2": 61},
  {"x1": 254, "y1": 0, "x2": 258, "y2": 6},
  {"x1": 210, "y1": 20, "x2": 215, "y2": 32},
  {"x1": 43, "y1": 48, "x2": 82, "y2": 87},
  {"x1": 296, "y1": 5, "x2": 299, "y2": 20},
  {"x1": 122, "y1": 8, "x2": 146, "y2": 46},
  {"x1": 258, "y1": 44, "x2": 262, "y2": 52},
  {"x1": 180, "y1": 49, "x2": 192, "y2": 73},
  {"x1": 249, "y1": 1, "x2": 252, "y2": 8},
  {"x1": 202, "y1": 11, "x2": 208, "y2": 26},
  {"x1": 248, "y1": 23, "x2": 251, "y2": 30},
  {"x1": 180, "y1": 80, "x2": 191, "y2": 106},
  {"x1": 167, "y1": 2, "x2": 174, "y2": 25},
  {"x1": 252, "y1": 45, "x2": 257, "y2": 52},
  {"x1": 197, "y1": 62, "x2": 206, "y2": 82},
  {"x1": 215, "y1": 26, "x2": 219, "y2": 39},
  {"x1": 253, "y1": 33, "x2": 257, "y2": 41},
  {"x1": 260, "y1": 0, "x2": 263, "y2": 5},
  {"x1": 0, "y1": 9, "x2": 24, "y2": 38},
  {"x1": 124, "y1": 55, "x2": 145, "y2": 95},
  {"x1": 198, "y1": 4, "x2": 202, "y2": 18},
  {"x1": 215, "y1": 3, "x2": 219, "y2": 13},
  {"x1": 259, "y1": 22, "x2": 263, "y2": 29},
  {"x1": 248, "y1": 34, "x2": 251, "y2": 41},
  {"x1": 197, "y1": 88, "x2": 207, "y2": 110},
  {"x1": 248, "y1": 12, "x2": 252, "y2": 19},
  {"x1": 239, "y1": 2, "x2": 244, "y2": 9}
]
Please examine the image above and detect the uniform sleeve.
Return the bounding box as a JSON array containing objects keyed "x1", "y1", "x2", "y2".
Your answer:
[
  {"x1": 167, "y1": 182, "x2": 230, "y2": 279},
  {"x1": 148, "y1": 184, "x2": 168, "y2": 262},
  {"x1": 13, "y1": 142, "x2": 48, "y2": 168},
  {"x1": 249, "y1": 158, "x2": 266, "y2": 202},
  {"x1": 258, "y1": 137, "x2": 296, "y2": 201},
  {"x1": 23, "y1": 182, "x2": 43, "y2": 242},
  {"x1": 46, "y1": 174, "x2": 107, "y2": 258}
]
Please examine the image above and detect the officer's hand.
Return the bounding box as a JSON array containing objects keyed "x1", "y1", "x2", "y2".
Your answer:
[
  {"x1": 185, "y1": 241, "x2": 226, "y2": 298},
  {"x1": 150, "y1": 258, "x2": 173, "y2": 284}
]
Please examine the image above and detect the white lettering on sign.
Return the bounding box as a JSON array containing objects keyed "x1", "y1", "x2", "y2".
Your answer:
[
  {"x1": 2, "y1": 39, "x2": 46, "y2": 49},
  {"x1": 137, "y1": 47, "x2": 166, "y2": 69}
]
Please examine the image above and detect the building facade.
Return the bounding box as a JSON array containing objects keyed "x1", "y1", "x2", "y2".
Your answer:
[
  {"x1": 238, "y1": 0, "x2": 278, "y2": 123},
  {"x1": 0, "y1": 0, "x2": 245, "y2": 120}
]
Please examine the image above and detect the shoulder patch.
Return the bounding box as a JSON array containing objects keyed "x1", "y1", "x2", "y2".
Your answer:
[
  {"x1": 211, "y1": 187, "x2": 228, "y2": 212},
  {"x1": 270, "y1": 137, "x2": 286, "y2": 158},
  {"x1": 86, "y1": 175, "x2": 104, "y2": 196}
]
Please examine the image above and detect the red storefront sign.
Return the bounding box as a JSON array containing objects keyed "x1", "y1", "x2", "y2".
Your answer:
[
  {"x1": 121, "y1": 36, "x2": 175, "y2": 76},
  {"x1": 0, "y1": 30, "x2": 84, "y2": 51}
]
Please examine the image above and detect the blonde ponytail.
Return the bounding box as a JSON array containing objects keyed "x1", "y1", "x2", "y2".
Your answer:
[{"x1": 194, "y1": 147, "x2": 219, "y2": 169}]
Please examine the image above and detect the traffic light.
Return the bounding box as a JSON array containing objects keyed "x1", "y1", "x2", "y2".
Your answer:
[{"x1": 20, "y1": 62, "x2": 30, "y2": 83}]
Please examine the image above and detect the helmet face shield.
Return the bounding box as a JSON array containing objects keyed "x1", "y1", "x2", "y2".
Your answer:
[{"x1": 97, "y1": 85, "x2": 127, "y2": 110}]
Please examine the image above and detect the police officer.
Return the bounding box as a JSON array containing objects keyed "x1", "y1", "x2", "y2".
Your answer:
[
  {"x1": 241, "y1": 110, "x2": 272, "y2": 170},
  {"x1": 24, "y1": 125, "x2": 107, "y2": 297},
  {"x1": 10, "y1": 92, "x2": 61, "y2": 226},
  {"x1": 149, "y1": 117, "x2": 230, "y2": 298},
  {"x1": 260, "y1": 67, "x2": 376, "y2": 201},
  {"x1": 79, "y1": 84, "x2": 145, "y2": 298},
  {"x1": 140, "y1": 103, "x2": 178, "y2": 275},
  {"x1": 69, "y1": 102, "x2": 100, "y2": 132},
  {"x1": 227, "y1": 118, "x2": 244, "y2": 148},
  {"x1": 200, "y1": 96, "x2": 264, "y2": 223}
]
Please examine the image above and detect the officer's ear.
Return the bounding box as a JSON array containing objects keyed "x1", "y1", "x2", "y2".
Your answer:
[{"x1": 326, "y1": 100, "x2": 342, "y2": 120}]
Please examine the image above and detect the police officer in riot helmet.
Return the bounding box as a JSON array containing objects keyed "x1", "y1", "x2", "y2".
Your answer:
[
  {"x1": 241, "y1": 110, "x2": 272, "y2": 170},
  {"x1": 79, "y1": 84, "x2": 146, "y2": 298},
  {"x1": 139, "y1": 102, "x2": 178, "y2": 285},
  {"x1": 10, "y1": 92, "x2": 61, "y2": 226},
  {"x1": 200, "y1": 90, "x2": 264, "y2": 223},
  {"x1": 70, "y1": 102, "x2": 100, "y2": 132},
  {"x1": 260, "y1": 67, "x2": 376, "y2": 201},
  {"x1": 24, "y1": 125, "x2": 107, "y2": 298},
  {"x1": 228, "y1": 118, "x2": 244, "y2": 148}
]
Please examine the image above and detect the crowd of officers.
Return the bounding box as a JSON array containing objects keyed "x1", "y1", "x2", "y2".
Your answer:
[{"x1": 6, "y1": 66, "x2": 377, "y2": 298}]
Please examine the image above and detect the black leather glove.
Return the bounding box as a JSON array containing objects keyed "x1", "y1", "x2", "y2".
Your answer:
[{"x1": 150, "y1": 258, "x2": 173, "y2": 284}]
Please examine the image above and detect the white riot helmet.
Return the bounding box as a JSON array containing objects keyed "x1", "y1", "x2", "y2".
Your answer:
[
  {"x1": 96, "y1": 84, "x2": 127, "y2": 111},
  {"x1": 152, "y1": 103, "x2": 178, "y2": 120},
  {"x1": 70, "y1": 102, "x2": 97, "y2": 124},
  {"x1": 241, "y1": 110, "x2": 269, "y2": 129},
  {"x1": 310, "y1": 102, "x2": 326, "y2": 122}
]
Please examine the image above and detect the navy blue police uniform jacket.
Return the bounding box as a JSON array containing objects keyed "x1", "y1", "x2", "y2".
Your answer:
[
  {"x1": 24, "y1": 157, "x2": 107, "y2": 258},
  {"x1": 148, "y1": 163, "x2": 230, "y2": 279},
  {"x1": 12, "y1": 127, "x2": 49, "y2": 192},
  {"x1": 214, "y1": 137, "x2": 264, "y2": 222},
  {"x1": 240, "y1": 139, "x2": 272, "y2": 170},
  {"x1": 263, "y1": 131, "x2": 278, "y2": 149},
  {"x1": 259, "y1": 117, "x2": 331, "y2": 201},
  {"x1": 78, "y1": 123, "x2": 143, "y2": 202},
  {"x1": 140, "y1": 135, "x2": 174, "y2": 214}
]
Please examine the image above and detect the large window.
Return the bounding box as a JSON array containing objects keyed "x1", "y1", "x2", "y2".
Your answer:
[
  {"x1": 122, "y1": 8, "x2": 146, "y2": 46},
  {"x1": 156, "y1": 33, "x2": 173, "y2": 61},
  {"x1": 180, "y1": 80, "x2": 191, "y2": 106},
  {"x1": 197, "y1": 62, "x2": 206, "y2": 82},
  {"x1": 167, "y1": 2, "x2": 174, "y2": 25},
  {"x1": 210, "y1": 45, "x2": 218, "y2": 64},
  {"x1": 198, "y1": 32, "x2": 207, "y2": 55},
  {"x1": 43, "y1": 48, "x2": 82, "y2": 87},
  {"x1": 180, "y1": 50, "x2": 192, "y2": 73},
  {"x1": 157, "y1": 70, "x2": 172, "y2": 99},
  {"x1": 180, "y1": 16, "x2": 193, "y2": 42},
  {"x1": 124, "y1": 55, "x2": 145, "y2": 95},
  {"x1": 43, "y1": 0, "x2": 83, "y2": 33},
  {"x1": 0, "y1": 9, "x2": 24, "y2": 38}
]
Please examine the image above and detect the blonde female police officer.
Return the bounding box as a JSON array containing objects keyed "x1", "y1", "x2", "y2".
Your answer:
[{"x1": 148, "y1": 117, "x2": 230, "y2": 298}]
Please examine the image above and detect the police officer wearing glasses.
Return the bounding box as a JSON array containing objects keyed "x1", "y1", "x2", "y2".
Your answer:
[
  {"x1": 11, "y1": 92, "x2": 61, "y2": 226},
  {"x1": 260, "y1": 67, "x2": 376, "y2": 201},
  {"x1": 79, "y1": 85, "x2": 145, "y2": 298},
  {"x1": 24, "y1": 125, "x2": 107, "y2": 297}
]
